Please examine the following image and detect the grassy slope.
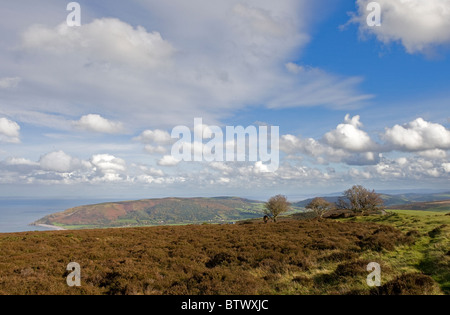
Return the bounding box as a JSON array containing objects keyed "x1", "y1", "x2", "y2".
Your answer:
[
  {"x1": 1, "y1": 211, "x2": 448, "y2": 295},
  {"x1": 341, "y1": 210, "x2": 449, "y2": 294}
]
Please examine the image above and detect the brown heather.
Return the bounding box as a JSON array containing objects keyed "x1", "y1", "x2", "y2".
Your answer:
[{"x1": 0, "y1": 218, "x2": 441, "y2": 295}]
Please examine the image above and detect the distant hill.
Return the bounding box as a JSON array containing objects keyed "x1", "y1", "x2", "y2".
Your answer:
[
  {"x1": 293, "y1": 197, "x2": 340, "y2": 208},
  {"x1": 33, "y1": 197, "x2": 303, "y2": 229},
  {"x1": 387, "y1": 200, "x2": 450, "y2": 212},
  {"x1": 33, "y1": 191, "x2": 450, "y2": 230},
  {"x1": 382, "y1": 192, "x2": 450, "y2": 205},
  {"x1": 293, "y1": 191, "x2": 450, "y2": 208}
]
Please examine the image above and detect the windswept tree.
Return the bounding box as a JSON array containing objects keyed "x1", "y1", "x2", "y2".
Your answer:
[
  {"x1": 306, "y1": 197, "x2": 334, "y2": 218},
  {"x1": 264, "y1": 195, "x2": 291, "y2": 222},
  {"x1": 337, "y1": 185, "x2": 384, "y2": 214}
]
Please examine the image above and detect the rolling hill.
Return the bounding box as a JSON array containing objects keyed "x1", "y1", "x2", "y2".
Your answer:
[
  {"x1": 387, "y1": 200, "x2": 450, "y2": 212},
  {"x1": 33, "y1": 191, "x2": 450, "y2": 230},
  {"x1": 33, "y1": 197, "x2": 303, "y2": 229},
  {"x1": 293, "y1": 191, "x2": 450, "y2": 208}
]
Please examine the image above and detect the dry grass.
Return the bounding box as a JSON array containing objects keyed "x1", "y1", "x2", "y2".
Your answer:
[{"x1": 0, "y1": 218, "x2": 443, "y2": 295}]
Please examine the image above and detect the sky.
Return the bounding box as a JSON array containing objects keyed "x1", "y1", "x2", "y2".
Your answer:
[{"x1": 0, "y1": 0, "x2": 449, "y2": 201}]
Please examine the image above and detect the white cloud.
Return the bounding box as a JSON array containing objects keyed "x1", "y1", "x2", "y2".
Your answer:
[
  {"x1": 348, "y1": 168, "x2": 372, "y2": 179},
  {"x1": 353, "y1": 0, "x2": 450, "y2": 54},
  {"x1": 135, "y1": 129, "x2": 172, "y2": 144},
  {"x1": 0, "y1": 3, "x2": 371, "y2": 132},
  {"x1": 73, "y1": 114, "x2": 125, "y2": 134},
  {"x1": 443, "y1": 163, "x2": 450, "y2": 173},
  {"x1": 0, "y1": 117, "x2": 20, "y2": 143},
  {"x1": 280, "y1": 132, "x2": 381, "y2": 166},
  {"x1": 144, "y1": 145, "x2": 168, "y2": 154},
  {"x1": 158, "y1": 155, "x2": 181, "y2": 167},
  {"x1": 323, "y1": 114, "x2": 377, "y2": 152},
  {"x1": 135, "y1": 165, "x2": 165, "y2": 177},
  {"x1": 1, "y1": 2, "x2": 449, "y2": 195},
  {"x1": 363, "y1": 156, "x2": 450, "y2": 180},
  {"x1": 280, "y1": 134, "x2": 347, "y2": 162},
  {"x1": 417, "y1": 149, "x2": 447, "y2": 160},
  {"x1": 383, "y1": 118, "x2": 450, "y2": 151},
  {"x1": 209, "y1": 162, "x2": 233, "y2": 173},
  {"x1": 91, "y1": 154, "x2": 127, "y2": 175},
  {"x1": 21, "y1": 18, "x2": 174, "y2": 69},
  {"x1": 344, "y1": 152, "x2": 381, "y2": 166},
  {"x1": 5, "y1": 157, "x2": 38, "y2": 166},
  {"x1": 0, "y1": 77, "x2": 21, "y2": 89},
  {"x1": 280, "y1": 116, "x2": 450, "y2": 168},
  {"x1": 39, "y1": 151, "x2": 90, "y2": 173}
]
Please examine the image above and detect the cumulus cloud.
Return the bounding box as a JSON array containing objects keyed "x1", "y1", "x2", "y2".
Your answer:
[
  {"x1": 39, "y1": 151, "x2": 91, "y2": 173},
  {"x1": 344, "y1": 152, "x2": 381, "y2": 166},
  {"x1": 0, "y1": 151, "x2": 173, "y2": 186},
  {"x1": 443, "y1": 163, "x2": 450, "y2": 173},
  {"x1": 383, "y1": 118, "x2": 450, "y2": 152},
  {"x1": 417, "y1": 149, "x2": 447, "y2": 160},
  {"x1": 323, "y1": 114, "x2": 377, "y2": 152},
  {"x1": 281, "y1": 115, "x2": 450, "y2": 167},
  {"x1": 365, "y1": 156, "x2": 448, "y2": 180},
  {"x1": 91, "y1": 154, "x2": 126, "y2": 174},
  {"x1": 280, "y1": 134, "x2": 348, "y2": 163},
  {"x1": 280, "y1": 115, "x2": 380, "y2": 165},
  {"x1": 134, "y1": 129, "x2": 172, "y2": 145},
  {"x1": 1, "y1": 157, "x2": 40, "y2": 175},
  {"x1": 1, "y1": 145, "x2": 448, "y2": 194},
  {"x1": 134, "y1": 164, "x2": 165, "y2": 177},
  {"x1": 73, "y1": 114, "x2": 125, "y2": 134},
  {"x1": 134, "y1": 129, "x2": 173, "y2": 155},
  {"x1": 209, "y1": 162, "x2": 233, "y2": 173},
  {"x1": 352, "y1": 0, "x2": 450, "y2": 54},
  {"x1": 21, "y1": 18, "x2": 174, "y2": 69},
  {"x1": 158, "y1": 155, "x2": 181, "y2": 167},
  {"x1": 0, "y1": 117, "x2": 20, "y2": 143},
  {"x1": 280, "y1": 132, "x2": 380, "y2": 166}
]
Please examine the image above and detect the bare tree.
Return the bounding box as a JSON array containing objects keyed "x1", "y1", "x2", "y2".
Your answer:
[
  {"x1": 337, "y1": 185, "x2": 384, "y2": 214},
  {"x1": 264, "y1": 195, "x2": 291, "y2": 222},
  {"x1": 306, "y1": 197, "x2": 334, "y2": 218}
]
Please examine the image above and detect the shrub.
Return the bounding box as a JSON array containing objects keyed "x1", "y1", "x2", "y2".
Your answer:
[
  {"x1": 357, "y1": 226, "x2": 413, "y2": 251},
  {"x1": 0, "y1": 218, "x2": 424, "y2": 295},
  {"x1": 428, "y1": 225, "x2": 447, "y2": 238},
  {"x1": 205, "y1": 252, "x2": 234, "y2": 269},
  {"x1": 406, "y1": 230, "x2": 421, "y2": 238},
  {"x1": 334, "y1": 260, "x2": 371, "y2": 278},
  {"x1": 371, "y1": 273, "x2": 438, "y2": 295}
]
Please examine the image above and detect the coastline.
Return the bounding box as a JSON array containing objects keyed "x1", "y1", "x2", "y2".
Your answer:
[{"x1": 32, "y1": 224, "x2": 68, "y2": 231}]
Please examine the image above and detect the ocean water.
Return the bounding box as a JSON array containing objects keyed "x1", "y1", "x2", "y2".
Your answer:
[{"x1": 0, "y1": 198, "x2": 109, "y2": 233}]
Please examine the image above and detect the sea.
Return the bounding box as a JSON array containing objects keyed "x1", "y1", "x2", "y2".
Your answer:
[{"x1": 0, "y1": 198, "x2": 112, "y2": 233}]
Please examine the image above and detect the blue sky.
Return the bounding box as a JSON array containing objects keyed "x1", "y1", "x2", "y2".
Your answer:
[{"x1": 0, "y1": 0, "x2": 449, "y2": 201}]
